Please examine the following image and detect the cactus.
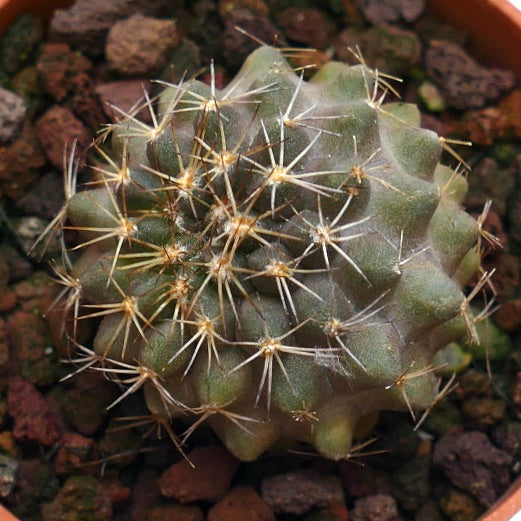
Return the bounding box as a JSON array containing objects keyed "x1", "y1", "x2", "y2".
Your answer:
[{"x1": 53, "y1": 45, "x2": 486, "y2": 461}]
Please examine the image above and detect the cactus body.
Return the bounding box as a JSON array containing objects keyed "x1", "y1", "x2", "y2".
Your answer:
[{"x1": 64, "y1": 46, "x2": 479, "y2": 461}]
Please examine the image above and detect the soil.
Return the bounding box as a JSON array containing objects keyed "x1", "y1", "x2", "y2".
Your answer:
[{"x1": 1, "y1": 1, "x2": 521, "y2": 520}]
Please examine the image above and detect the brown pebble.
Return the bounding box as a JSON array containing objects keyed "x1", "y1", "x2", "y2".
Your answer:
[
  {"x1": 0, "y1": 122, "x2": 45, "y2": 200},
  {"x1": 69, "y1": 72, "x2": 107, "y2": 129},
  {"x1": 7, "y1": 310, "x2": 57, "y2": 386},
  {"x1": 41, "y1": 475, "x2": 112, "y2": 521},
  {"x1": 106, "y1": 15, "x2": 180, "y2": 77},
  {"x1": 159, "y1": 446, "x2": 239, "y2": 503},
  {"x1": 218, "y1": 0, "x2": 270, "y2": 19},
  {"x1": 104, "y1": 478, "x2": 131, "y2": 508},
  {"x1": 130, "y1": 469, "x2": 161, "y2": 521},
  {"x1": 7, "y1": 377, "x2": 62, "y2": 446},
  {"x1": 461, "y1": 398, "x2": 506, "y2": 429},
  {"x1": 359, "y1": 0, "x2": 425, "y2": 24},
  {"x1": 35, "y1": 105, "x2": 90, "y2": 169},
  {"x1": 52, "y1": 371, "x2": 117, "y2": 436},
  {"x1": 13, "y1": 279, "x2": 39, "y2": 300},
  {"x1": 335, "y1": 25, "x2": 421, "y2": 76},
  {"x1": 262, "y1": 469, "x2": 344, "y2": 515},
  {"x1": 325, "y1": 500, "x2": 350, "y2": 521},
  {"x1": 456, "y1": 369, "x2": 493, "y2": 400},
  {"x1": 0, "y1": 431, "x2": 19, "y2": 458},
  {"x1": 425, "y1": 40, "x2": 515, "y2": 109},
  {"x1": 454, "y1": 107, "x2": 510, "y2": 146},
  {"x1": 482, "y1": 252, "x2": 519, "y2": 300},
  {"x1": 10, "y1": 458, "x2": 59, "y2": 516},
  {"x1": 200, "y1": 66, "x2": 228, "y2": 91},
  {"x1": 420, "y1": 113, "x2": 453, "y2": 138},
  {"x1": 341, "y1": 461, "x2": 391, "y2": 498},
  {"x1": 36, "y1": 43, "x2": 92, "y2": 101},
  {"x1": 95, "y1": 80, "x2": 153, "y2": 123},
  {"x1": 0, "y1": 290, "x2": 17, "y2": 312},
  {"x1": 221, "y1": 10, "x2": 280, "y2": 68},
  {"x1": 494, "y1": 299, "x2": 521, "y2": 332},
  {"x1": 351, "y1": 494, "x2": 401, "y2": 521},
  {"x1": 433, "y1": 431, "x2": 511, "y2": 507},
  {"x1": 439, "y1": 487, "x2": 482, "y2": 521},
  {"x1": 466, "y1": 157, "x2": 514, "y2": 217},
  {"x1": 208, "y1": 486, "x2": 275, "y2": 521},
  {"x1": 49, "y1": 0, "x2": 173, "y2": 56},
  {"x1": 148, "y1": 504, "x2": 204, "y2": 521},
  {"x1": 277, "y1": 8, "x2": 332, "y2": 49},
  {"x1": 16, "y1": 171, "x2": 64, "y2": 221},
  {"x1": 53, "y1": 432, "x2": 97, "y2": 474}
]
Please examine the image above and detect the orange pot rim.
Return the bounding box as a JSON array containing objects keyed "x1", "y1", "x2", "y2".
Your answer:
[
  {"x1": 1, "y1": 1, "x2": 521, "y2": 520},
  {"x1": 0, "y1": 0, "x2": 72, "y2": 36}
]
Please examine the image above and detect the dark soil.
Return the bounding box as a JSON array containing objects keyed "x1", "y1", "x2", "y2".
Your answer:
[{"x1": 1, "y1": 2, "x2": 521, "y2": 520}]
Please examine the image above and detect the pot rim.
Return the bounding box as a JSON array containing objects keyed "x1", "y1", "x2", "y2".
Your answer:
[
  {"x1": 0, "y1": 0, "x2": 72, "y2": 35},
  {"x1": 0, "y1": 1, "x2": 520, "y2": 520}
]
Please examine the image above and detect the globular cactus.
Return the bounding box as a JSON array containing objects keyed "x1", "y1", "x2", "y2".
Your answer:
[{"x1": 55, "y1": 45, "x2": 486, "y2": 461}]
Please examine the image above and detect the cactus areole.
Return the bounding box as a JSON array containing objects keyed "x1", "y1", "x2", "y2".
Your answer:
[{"x1": 61, "y1": 46, "x2": 483, "y2": 461}]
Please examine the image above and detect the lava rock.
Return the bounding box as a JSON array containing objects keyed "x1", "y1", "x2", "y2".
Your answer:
[
  {"x1": 35, "y1": 105, "x2": 90, "y2": 169},
  {"x1": 0, "y1": 122, "x2": 45, "y2": 200},
  {"x1": 7, "y1": 311, "x2": 57, "y2": 385},
  {"x1": 438, "y1": 487, "x2": 483, "y2": 521},
  {"x1": 351, "y1": 494, "x2": 402, "y2": 521},
  {"x1": 461, "y1": 397, "x2": 506, "y2": 430},
  {"x1": 147, "y1": 504, "x2": 204, "y2": 521},
  {"x1": 0, "y1": 87, "x2": 26, "y2": 143},
  {"x1": 208, "y1": 486, "x2": 275, "y2": 521},
  {"x1": 433, "y1": 431, "x2": 512, "y2": 507},
  {"x1": 494, "y1": 299, "x2": 521, "y2": 332},
  {"x1": 261, "y1": 469, "x2": 344, "y2": 515},
  {"x1": 95, "y1": 79, "x2": 153, "y2": 123},
  {"x1": 53, "y1": 432, "x2": 97, "y2": 475},
  {"x1": 336, "y1": 25, "x2": 421, "y2": 76},
  {"x1": 41, "y1": 475, "x2": 112, "y2": 521},
  {"x1": 49, "y1": 0, "x2": 174, "y2": 56},
  {"x1": 391, "y1": 456, "x2": 430, "y2": 512},
  {"x1": 359, "y1": 0, "x2": 425, "y2": 24},
  {"x1": 0, "y1": 14, "x2": 43, "y2": 74},
  {"x1": 277, "y1": 7, "x2": 333, "y2": 49},
  {"x1": 105, "y1": 15, "x2": 180, "y2": 77},
  {"x1": 49, "y1": 372, "x2": 118, "y2": 436},
  {"x1": 7, "y1": 377, "x2": 62, "y2": 446},
  {"x1": 36, "y1": 43, "x2": 92, "y2": 102},
  {"x1": 8, "y1": 459, "x2": 59, "y2": 520},
  {"x1": 425, "y1": 40, "x2": 515, "y2": 109},
  {"x1": 220, "y1": 9, "x2": 281, "y2": 68},
  {"x1": 159, "y1": 446, "x2": 239, "y2": 503}
]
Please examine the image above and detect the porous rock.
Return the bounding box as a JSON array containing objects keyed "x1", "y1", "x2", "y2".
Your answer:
[
  {"x1": 0, "y1": 87, "x2": 26, "y2": 142},
  {"x1": 106, "y1": 15, "x2": 180, "y2": 77}
]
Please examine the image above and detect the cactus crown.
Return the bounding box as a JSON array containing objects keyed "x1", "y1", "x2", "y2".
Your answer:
[{"x1": 52, "y1": 45, "x2": 484, "y2": 461}]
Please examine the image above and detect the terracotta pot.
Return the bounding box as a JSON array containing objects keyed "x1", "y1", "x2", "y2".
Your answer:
[
  {"x1": 0, "y1": 504, "x2": 22, "y2": 521},
  {"x1": 0, "y1": 1, "x2": 520, "y2": 520},
  {"x1": 0, "y1": 0, "x2": 72, "y2": 35}
]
